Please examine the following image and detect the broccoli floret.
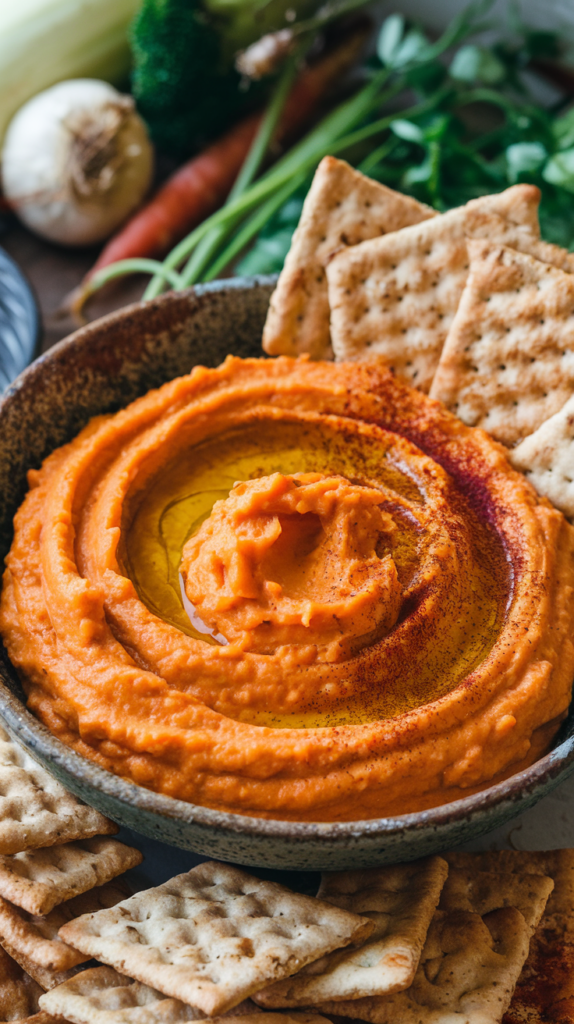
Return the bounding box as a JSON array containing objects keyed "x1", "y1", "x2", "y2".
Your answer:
[{"x1": 131, "y1": 0, "x2": 262, "y2": 158}]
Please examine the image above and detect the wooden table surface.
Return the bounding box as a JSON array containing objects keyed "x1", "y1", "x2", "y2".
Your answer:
[{"x1": 0, "y1": 213, "x2": 148, "y2": 356}]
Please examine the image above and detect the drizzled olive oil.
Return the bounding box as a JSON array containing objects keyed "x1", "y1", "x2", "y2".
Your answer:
[
  {"x1": 122, "y1": 420, "x2": 422, "y2": 639},
  {"x1": 120, "y1": 417, "x2": 508, "y2": 727}
]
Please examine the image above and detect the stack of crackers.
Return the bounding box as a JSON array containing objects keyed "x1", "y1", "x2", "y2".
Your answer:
[
  {"x1": 0, "y1": 723, "x2": 142, "y2": 1021},
  {"x1": 263, "y1": 156, "x2": 574, "y2": 521},
  {"x1": 0, "y1": 846, "x2": 567, "y2": 1024}
]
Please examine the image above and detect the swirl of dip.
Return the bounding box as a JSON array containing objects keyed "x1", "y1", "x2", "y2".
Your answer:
[
  {"x1": 180, "y1": 473, "x2": 402, "y2": 654},
  {"x1": 2, "y1": 355, "x2": 574, "y2": 821}
]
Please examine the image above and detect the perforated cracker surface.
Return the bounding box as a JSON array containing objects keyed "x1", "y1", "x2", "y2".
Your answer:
[
  {"x1": 510, "y1": 394, "x2": 574, "y2": 519},
  {"x1": 0, "y1": 726, "x2": 116, "y2": 855},
  {"x1": 57, "y1": 861, "x2": 374, "y2": 1016},
  {"x1": 0, "y1": 879, "x2": 131, "y2": 974},
  {"x1": 39, "y1": 966, "x2": 208, "y2": 1023},
  {"x1": 443, "y1": 850, "x2": 574, "y2": 1024},
  {"x1": 255, "y1": 856, "x2": 448, "y2": 1005},
  {"x1": 0, "y1": 838, "x2": 141, "y2": 916},
  {"x1": 430, "y1": 241, "x2": 574, "y2": 445},
  {"x1": 326, "y1": 185, "x2": 541, "y2": 393},
  {"x1": 313, "y1": 868, "x2": 551, "y2": 1024},
  {"x1": 262, "y1": 156, "x2": 435, "y2": 360},
  {"x1": 40, "y1": 967, "x2": 329, "y2": 1024}
]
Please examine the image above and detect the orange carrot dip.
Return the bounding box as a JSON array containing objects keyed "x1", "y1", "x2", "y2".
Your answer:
[{"x1": 1, "y1": 356, "x2": 574, "y2": 821}]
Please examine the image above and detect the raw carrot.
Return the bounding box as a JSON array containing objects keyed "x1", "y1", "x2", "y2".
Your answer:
[
  {"x1": 86, "y1": 29, "x2": 367, "y2": 280},
  {"x1": 88, "y1": 113, "x2": 261, "y2": 275}
]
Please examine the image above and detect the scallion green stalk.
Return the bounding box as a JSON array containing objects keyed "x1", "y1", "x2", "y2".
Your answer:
[
  {"x1": 181, "y1": 52, "x2": 301, "y2": 288},
  {"x1": 203, "y1": 169, "x2": 309, "y2": 282},
  {"x1": 142, "y1": 66, "x2": 395, "y2": 298}
]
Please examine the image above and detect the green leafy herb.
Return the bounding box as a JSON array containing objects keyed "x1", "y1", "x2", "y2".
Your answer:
[
  {"x1": 543, "y1": 149, "x2": 574, "y2": 194},
  {"x1": 90, "y1": 0, "x2": 574, "y2": 299},
  {"x1": 240, "y1": 8, "x2": 574, "y2": 272}
]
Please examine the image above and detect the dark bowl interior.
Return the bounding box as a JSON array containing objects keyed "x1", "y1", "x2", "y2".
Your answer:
[{"x1": 1, "y1": 276, "x2": 573, "y2": 871}]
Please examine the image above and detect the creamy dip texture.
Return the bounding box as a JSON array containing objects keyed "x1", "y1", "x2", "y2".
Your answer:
[{"x1": 1, "y1": 356, "x2": 574, "y2": 821}]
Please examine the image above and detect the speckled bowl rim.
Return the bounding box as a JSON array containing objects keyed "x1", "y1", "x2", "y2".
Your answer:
[{"x1": 1, "y1": 277, "x2": 574, "y2": 847}]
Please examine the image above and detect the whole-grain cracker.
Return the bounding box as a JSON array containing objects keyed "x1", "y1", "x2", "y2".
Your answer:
[
  {"x1": 326, "y1": 184, "x2": 541, "y2": 393},
  {"x1": 0, "y1": 879, "x2": 132, "y2": 974},
  {"x1": 218, "y1": 1015, "x2": 327, "y2": 1024},
  {"x1": 57, "y1": 861, "x2": 374, "y2": 1017},
  {"x1": 0, "y1": 725, "x2": 116, "y2": 855},
  {"x1": 429, "y1": 240, "x2": 574, "y2": 445},
  {"x1": 0, "y1": 838, "x2": 142, "y2": 917},
  {"x1": 436, "y1": 868, "x2": 553, "y2": 933},
  {"x1": 262, "y1": 156, "x2": 436, "y2": 360},
  {"x1": 0, "y1": 943, "x2": 42, "y2": 1021},
  {"x1": 444, "y1": 851, "x2": 574, "y2": 877},
  {"x1": 254, "y1": 856, "x2": 448, "y2": 1006},
  {"x1": 312, "y1": 867, "x2": 552, "y2": 1024},
  {"x1": 510, "y1": 394, "x2": 574, "y2": 519}
]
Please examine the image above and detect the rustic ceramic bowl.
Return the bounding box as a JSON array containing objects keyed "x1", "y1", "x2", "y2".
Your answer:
[{"x1": 1, "y1": 276, "x2": 574, "y2": 871}]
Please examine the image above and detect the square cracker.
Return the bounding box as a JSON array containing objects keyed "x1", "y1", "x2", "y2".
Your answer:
[
  {"x1": 510, "y1": 394, "x2": 574, "y2": 520},
  {"x1": 327, "y1": 184, "x2": 541, "y2": 393},
  {"x1": 261, "y1": 156, "x2": 436, "y2": 360},
  {"x1": 0, "y1": 724, "x2": 116, "y2": 855},
  {"x1": 429, "y1": 240, "x2": 574, "y2": 446},
  {"x1": 40, "y1": 967, "x2": 330, "y2": 1024},
  {"x1": 0, "y1": 935, "x2": 82, "y2": 993},
  {"x1": 13, "y1": 1014, "x2": 66, "y2": 1024},
  {"x1": 311, "y1": 866, "x2": 552, "y2": 1024},
  {"x1": 57, "y1": 860, "x2": 374, "y2": 1016},
  {"x1": 218, "y1": 1016, "x2": 328, "y2": 1024},
  {"x1": 254, "y1": 855, "x2": 448, "y2": 1006},
  {"x1": 443, "y1": 851, "x2": 574, "y2": 1024},
  {"x1": 0, "y1": 943, "x2": 43, "y2": 1021},
  {"x1": 0, "y1": 879, "x2": 132, "y2": 975},
  {"x1": 39, "y1": 967, "x2": 260, "y2": 1023},
  {"x1": 443, "y1": 849, "x2": 574, "y2": 879},
  {"x1": 0, "y1": 837, "x2": 142, "y2": 917},
  {"x1": 9, "y1": 1014, "x2": 65, "y2": 1024},
  {"x1": 435, "y1": 868, "x2": 554, "y2": 934}
]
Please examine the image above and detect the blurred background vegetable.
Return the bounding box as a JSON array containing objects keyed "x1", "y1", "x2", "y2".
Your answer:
[
  {"x1": 0, "y1": 0, "x2": 140, "y2": 148},
  {"x1": 238, "y1": 9, "x2": 574, "y2": 274},
  {"x1": 2, "y1": 80, "x2": 153, "y2": 246},
  {"x1": 130, "y1": 0, "x2": 369, "y2": 157},
  {"x1": 80, "y1": 0, "x2": 574, "y2": 309},
  {"x1": 75, "y1": 27, "x2": 366, "y2": 294},
  {"x1": 130, "y1": 0, "x2": 259, "y2": 159}
]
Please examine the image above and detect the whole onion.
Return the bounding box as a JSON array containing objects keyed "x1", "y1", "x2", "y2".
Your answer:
[{"x1": 1, "y1": 79, "x2": 154, "y2": 246}]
